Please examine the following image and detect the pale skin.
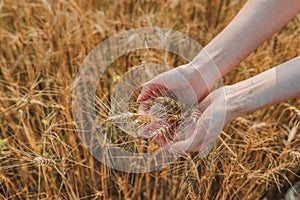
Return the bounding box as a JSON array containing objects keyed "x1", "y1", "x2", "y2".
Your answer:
[{"x1": 137, "y1": 0, "x2": 300, "y2": 153}]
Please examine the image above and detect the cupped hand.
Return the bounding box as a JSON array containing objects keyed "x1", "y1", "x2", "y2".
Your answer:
[
  {"x1": 137, "y1": 64, "x2": 211, "y2": 104},
  {"x1": 167, "y1": 86, "x2": 235, "y2": 154},
  {"x1": 136, "y1": 63, "x2": 213, "y2": 145}
]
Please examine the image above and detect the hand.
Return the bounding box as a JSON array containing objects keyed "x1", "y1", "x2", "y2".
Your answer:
[
  {"x1": 169, "y1": 55, "x2": 300, "y2": 153},
  {"x1": 137, "y1": 63, "x2": 211, "y2": 105},
  {"x1": 136, "y1": 60, "x2": 220, "y2": 146},
  {"x1": 167, "y1": 86, "x2": 235, "y2": 153}
]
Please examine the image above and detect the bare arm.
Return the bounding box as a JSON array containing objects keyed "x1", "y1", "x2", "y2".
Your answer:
[
  {"x1": 138, "y1": 1, "x2": 300, "y2": 104},
  {"x1": 193, "y1": 0, "x2": 300, "y2": 79},
  {"x1": 169, "y1": 56, "x2": 300, "y2": 153},
  {"x1": 138, "y1": 0, "x2": 300, "y2": 151},
  {"x1": 227, "y1": 55, "x2": 300, "y2": 118}
]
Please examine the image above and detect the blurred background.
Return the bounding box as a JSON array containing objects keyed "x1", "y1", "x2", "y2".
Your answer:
[{"x1": 0, "y1": 0, "x2": 299, "y2": 199}]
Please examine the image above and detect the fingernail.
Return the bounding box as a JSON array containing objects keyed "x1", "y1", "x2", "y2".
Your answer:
[{"x1": 137, "y1": 94, "x2": 143, "y2": 102}]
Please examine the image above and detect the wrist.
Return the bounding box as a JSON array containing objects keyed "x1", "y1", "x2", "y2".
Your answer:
[
  {"x1": 226, "y1": 56, "x2": 300, "y2": 117},
  {"x1": 224, "y1": 75, "x2": 269, "y2": 118},
  {"x1": 201, "y1": 45, "x2": 240, "y2": 76},
  {"x1": 188, "y1": 50, "x2": 223, "y2": 92},
  {"x1": 224, "y1": 85, "x2": 252, "y2": 119}
]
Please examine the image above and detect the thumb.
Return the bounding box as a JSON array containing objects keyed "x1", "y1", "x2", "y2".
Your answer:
[
  {"x1": 137, "y1": 82, "x2": 155, "y2": 102},
  {"x1": 137, "y1": 82, "x2": 168, "y2": 102}
]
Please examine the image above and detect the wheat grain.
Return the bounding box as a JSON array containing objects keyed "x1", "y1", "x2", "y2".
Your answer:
[{"x1": 33, "y1": 156, "x2": 56, "y2": 167}]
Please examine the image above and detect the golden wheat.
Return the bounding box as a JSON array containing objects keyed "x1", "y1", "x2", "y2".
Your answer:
[
  {"x1": 0, "y1": 0, "x2": 299, "y2": 199},
  {"x1": 33, "y1": 156, "x2": 56, "y2": 168}
]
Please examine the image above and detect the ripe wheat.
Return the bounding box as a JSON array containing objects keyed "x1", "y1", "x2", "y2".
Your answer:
[{"x1": 102, "y1": 93, "x2": 201, "y2": 143}]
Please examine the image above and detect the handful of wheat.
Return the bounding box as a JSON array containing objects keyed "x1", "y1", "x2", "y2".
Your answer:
[
  {"x1": 93, "y1": 64, "x2": 202, "y2": 147},
  {"x1": 105, "y1": 93, "x2": 201, "y2": 143}
]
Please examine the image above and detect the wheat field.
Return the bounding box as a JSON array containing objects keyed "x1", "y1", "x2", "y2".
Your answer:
[{"x1": 0, "y1": 0, "x2": 300, "y2": 199}]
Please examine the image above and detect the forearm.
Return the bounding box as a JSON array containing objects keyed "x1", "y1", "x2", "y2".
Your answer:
[
  {"x1": 226, "y1": 56, "x2": 300, "y2": 118},
  {"x1": 194, "y1": 0, "x2": 300, "y2": 76}
]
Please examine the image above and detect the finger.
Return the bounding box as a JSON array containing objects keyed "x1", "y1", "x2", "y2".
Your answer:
[
  {"x1": 137, "y1": 122, "x2": 162, "y2": 138},
  {"x1": 137, "y1": 101, "x2": 151, "y2": 114},
  {"x1": 172, "y1": 122, "x2": 196, "y2": 142},
  {"x1": 171, "y1": 105, "x2": 203, "y2": 142},
  {"x1": 152, "y1": 130, "x2": 176, "y2": 148},
  {"x1": 137, "y1": 83, "x2": 161, "y2": 102},
  {"x1": 168, "y1": 134, "x2": 199, "y2": 154},
  {"x1": 169, "y1": 111, "x2": 213, "y2": 153}
]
